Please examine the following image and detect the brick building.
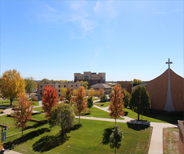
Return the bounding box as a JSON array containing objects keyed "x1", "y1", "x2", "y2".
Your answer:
[
  {"x1": 37, "y1": 82, "x2": 83, "y2": 99},
  {"x1": 74, "y1": 72, "x2": 105, "y2": 87}
]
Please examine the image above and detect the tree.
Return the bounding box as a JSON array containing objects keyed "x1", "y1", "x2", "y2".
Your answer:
[
  {"x1": 99, "y1": 88, "x2": 105, "y2": 95},
  {"x1": 49, "y1": 103, "x2": 75, "y2": 137},
  {"x1": 76, "y1": 81, "x2": 88, "y2": 89},
  {"x1": 14, "y1": 93, "x2": 33, "y2": 137},
  {"x1": 131, "y1": 79, "x2": 142, "y2": 85},
  {"x1": 73, "y1": 89, "x2": 78, "y2": 96},
  {"x1": 42, "y1": 85, "x2": 59, "y2": 118},
  {"x1": 73, "y1": 86, "x2": 87, "y2": 123},
  {"x1": 121, "y1": 89, "x2": 131, "y2": 108},
  {"x1": 95, "y1": 90, "x2": 100, "y2": 97},
  {"x1": 129, "y1": 85, "x2": 151, "y2": 121},
  {"x1": 24, "y1": 77, "x2": 37, "y2": 97},
  {"x1": 100, "y1": 94, "x2": 107, "y2": 102},
  {"x1": 109, "y1": 85, "x2": 124, "y2": 125},
  {"x1": 88, "y1": 88, "x2": 95, "y2": 98},
  {"x1": 109, "y1": 125, "x2": 123, "y2": 154},
  {"x1": 60, "y1": 88, "x2": 67, "y2": 97},
  {"x1": 87, "y1": 96, "x2": 93, "y2": 113},
  {"x1": 65, "y1": 87, "x2": 72, "y2": 105},
  {"x1": 40, "y1": 78, "x2": 50, "y2": 84},
  {"x1": 1, "y1": 69, "x2": 25, "y2": 106}
]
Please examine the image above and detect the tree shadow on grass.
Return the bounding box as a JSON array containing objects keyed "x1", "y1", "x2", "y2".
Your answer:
[
  {"x1": 102, "y1": 127, "x2": 113, "y2": 145},
  {"x1": 4, "y1": 128, "x2": 50, "y2": 150},
  {"x1": 24, "y1": 121, "x2": 48, "y2": 130},
  {"x1": 32, "y1": 133, "x2": 70, "y2": 152},
  {"x1": 124, "y1": 111, "x2": 128, "y2": 116},
  {"x1": 127, "y1": 120, "x2": 150, "y2": 131}
]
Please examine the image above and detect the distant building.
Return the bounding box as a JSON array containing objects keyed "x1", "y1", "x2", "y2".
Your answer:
[
  {"x1": 91, "y1": 83, "x2": 111, "y2": 94},
  {"x1": 37, "y1": 82, "x2": 83, "y2": 99},
  {"x1": 74, "y1": 72, "x2": 106, "y2": 87}
]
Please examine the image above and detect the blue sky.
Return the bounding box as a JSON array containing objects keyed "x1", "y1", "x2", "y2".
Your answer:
[{"x1": 1, "y1": 1, "x2": 183, "y2": 81}]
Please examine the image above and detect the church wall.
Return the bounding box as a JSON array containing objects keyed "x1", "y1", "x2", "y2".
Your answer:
[
  {"x1": 170, "y1": 70, "x2": 184, "y2": 111},
  {"x1": 147, "y1": 70, "x2": 168, "y2": 110}
]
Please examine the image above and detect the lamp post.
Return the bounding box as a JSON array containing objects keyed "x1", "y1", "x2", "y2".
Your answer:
[{"x1": 1, "y1": 122, "x2": 7, "y2": 143}]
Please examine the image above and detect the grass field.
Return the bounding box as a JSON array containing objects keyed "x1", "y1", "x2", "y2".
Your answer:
[
  {"x1": 3, "y1": 117, "x2": 152, "y2": 154},
  {"x1": 163, "y1": 127, "x2": 179, "y2": 154},
  {"x1": 0, "y1": 100, "x2": 39, "y2": 107},
  {"x1": 33, "y1": 106, "x2": 123, "y2": 119},
  {"x1": 124, "y1": 108, "x2": 183, "y2": 124},
  {"x1": 95, "y1": 102, "x2": 111, "y2": 107}
]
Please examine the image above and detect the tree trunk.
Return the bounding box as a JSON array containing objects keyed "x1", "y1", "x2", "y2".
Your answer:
[
  {"x1": 10, "y1": 98, "x2": 13, "y2": 106},
  {"x1": 115, "y1": 118, "x2": 116, "y2": 126},
  {"x1": 29, "y1": 92, "x2": 30, "y2": 98},
  {"x1": 22, "y1": 127, "x2": 23, "y2": 137},
  {"x1": 138, "y1": 112, "x2": 140, "y2": 121},
  {"x1": 79, "y1": 113, "x2": 80, "y2": 123}
]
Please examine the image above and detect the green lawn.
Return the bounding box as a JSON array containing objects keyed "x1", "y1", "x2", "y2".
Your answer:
[
  {"x1": 124, "y1": 108, "x2": 183, "y2": 124},
  {"x1": 0, "y1": 100, "x2": 39, "y2": 107},
  {"x1": 95, "y1": 102, "x2": 111, "y2": 107},
  {"x1": 33, "y1": 106, "x2": 124, "y2": 119},
  {"x1": 93, "y1": 98, "x2": 100, "y2": 101},
  {"x1": 3, "y1": 118, "x2": 152, "y2": 154}
]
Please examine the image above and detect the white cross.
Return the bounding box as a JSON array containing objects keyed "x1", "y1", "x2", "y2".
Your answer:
[{"x1": 166, "y1": 58, "x2": 173, "y2": 69}]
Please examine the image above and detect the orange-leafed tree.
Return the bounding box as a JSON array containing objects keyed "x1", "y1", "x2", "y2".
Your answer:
[
  {"x1": 109, "y1": 85, "x2": 125, "y2": 126},
  {"x1": 42, "y1": 85, "x2": 59, "y2": 118},
  {"x1": 73, "y1": 86, "x2": 87, "y2": 123},
  {"x1": 14, "y1": 93, "x2": 33, "y2": 137},
  {"x1": 65, "y1": 87, "x2": 73, "y2": 105}
]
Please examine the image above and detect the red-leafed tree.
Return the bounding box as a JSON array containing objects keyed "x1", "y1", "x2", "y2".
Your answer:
[
  {"x1": 42, "y1": 85, "x2": 59, "y2": 118},
  {"x1": 14, "y1": 93, "x2": 33, "y2": 137},
  {"x1": 73, "y1": 86, "x2": 87, "y2": 123},
  {"x1": 109, "y1": 85, "x2": 125, "y2": 126}
]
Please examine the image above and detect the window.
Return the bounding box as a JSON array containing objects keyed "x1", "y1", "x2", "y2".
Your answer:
[
  {"x1": 76, "y1": 85, "x2": 77, "y2": 87},
  {"x1": 75, "y1": 77, "x2": 77, "y2": 81},
  {"x1": 40, "y1": 85, "x2": 42, "y2": 88},
  {"x1": 40, "y1": 90, "x2": 42, "y2": 93},
  {"x1": 84, "y1": 76, "x2": 89, "y2": 81},
  {"x1": 64, "y1": 85, "x2": 66, "y2": 87},
  {"x1": 58, "y1": 85, "x2": 60, "y2": 88},
  {"x1": 58, "y1": 90, "x2": 60, "y2": 92},
  {"x1": 100, "y1": 76, "x2": 103, "y2": 83},
  {"x1": 59, "y1": 94, "x2": 60, "y2": 96},
  {"x1": 71, "y1": 85, "x2": 73, "y2": 87}
]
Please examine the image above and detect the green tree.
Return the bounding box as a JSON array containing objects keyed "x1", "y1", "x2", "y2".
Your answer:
[
  {"x1": 40, "y1": 78, "x2": 50, "y2": 84},
  {"x1": 109, "y1": 125, "x2": 123, "y2": 154},
  {"x1": 87, "y1": 96, "x2": 93, "y2": 113},
  {"x1": 129, "y1": 85, "x2": 150, "y2": 121},
  {"x1": 24, "y1": 77, "x2": 37, "y2": 97},
  {"x1": 49, "y1": 103, "x2": 75, "y2": 137},
  {"x1": 121, "y1": 89, "x2": 131, "y2": 108},
  {"x1": 131, "y1": 79, "x2": 142, "y2": 85}
]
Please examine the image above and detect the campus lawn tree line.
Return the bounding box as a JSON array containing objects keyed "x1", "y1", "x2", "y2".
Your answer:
[{"x1": 0, "y1": 69, "x2": 151, "y2": 154}]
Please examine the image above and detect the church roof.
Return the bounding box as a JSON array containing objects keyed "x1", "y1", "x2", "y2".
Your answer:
[{"x1": 91, "y1": 83, "x2": 111, "y2": 89}]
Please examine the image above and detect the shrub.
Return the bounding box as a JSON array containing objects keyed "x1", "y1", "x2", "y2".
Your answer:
[
  {"x1": 100, "y1": 94, "x2": 107, "y2": 102},
  {"x1": 0, "y1": 109, "x2": 3, "y2": 114},
  {"x1": 109, "y1": 93, "x2": 113, "y2": 100},
  {"x1": 31, "y1": 95, "x2": 38, "y2": 101}
]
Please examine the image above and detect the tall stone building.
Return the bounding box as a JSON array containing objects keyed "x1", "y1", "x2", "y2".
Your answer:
[{"x1": 74, "y1": 72, "x2": 106, "y2": 87}]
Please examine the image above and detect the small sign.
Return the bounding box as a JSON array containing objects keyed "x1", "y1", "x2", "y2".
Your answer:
[{"x1": 2, "y1": 132, "x2": 6, "y2": 141}]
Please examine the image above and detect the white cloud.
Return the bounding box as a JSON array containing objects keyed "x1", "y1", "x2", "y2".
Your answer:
[
  {"x1": 46, "y1": 4, "x2": 57, "y2": 12},
  {"x1": 93, "y1": 1, "x2": 117, "y2": 18}
]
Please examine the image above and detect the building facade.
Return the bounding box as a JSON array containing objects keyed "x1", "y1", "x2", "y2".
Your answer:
[
  {"x1": 37, "y1": 82, "x2": 83, "y2": 99},
  {"x1": 74, "y1": 72, "x2": 106, "y2": 87}
]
